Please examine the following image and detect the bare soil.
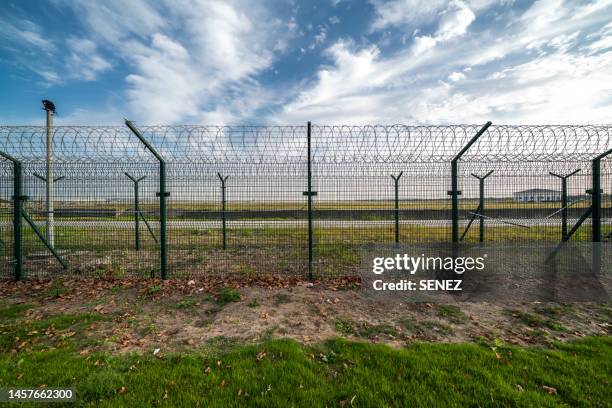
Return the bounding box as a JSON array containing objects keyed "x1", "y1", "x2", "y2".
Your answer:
[{"x1": 1, "y1": 277, "x2": 609, "y2": 355}]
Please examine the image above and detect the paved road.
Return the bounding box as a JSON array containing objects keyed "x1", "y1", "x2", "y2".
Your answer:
[{"x1": 0, "y1": 219, "x2": 608, "y2": 229}]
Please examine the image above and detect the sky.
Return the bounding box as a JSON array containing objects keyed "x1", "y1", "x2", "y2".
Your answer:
[{"x1": 0, "y1": 0, "x2": 611, "y2": 126}]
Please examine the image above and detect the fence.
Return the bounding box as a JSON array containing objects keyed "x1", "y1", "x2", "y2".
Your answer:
[{"x1": 1, "y1": 123, "x2": 611, "y2": 280}]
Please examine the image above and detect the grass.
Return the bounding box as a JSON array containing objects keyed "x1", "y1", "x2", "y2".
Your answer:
[
  {"x1": 176, "y1": 296, "x2": 198, "y2": 309},
  {"x1": 399, "y1": 316, "x2": 454, "y2": 336},
  {"x1": 0, "y1": 333, "x2": 610, "y2": 407},
  {"x1": 273, "y1": 293, "x2": 291, "y2": 306},
  {"x1": 334, "y1": 318, "x2": 398, "y2": 339},
  {"x1": 506, "y1": 310, "x2": 570, "y2": 333},
  {"x1": 438, "y1": 304, "x2": 468, "y2": 324},
  {"x1": 215, "y1": 288, "x2": 241, "y2": 305}
]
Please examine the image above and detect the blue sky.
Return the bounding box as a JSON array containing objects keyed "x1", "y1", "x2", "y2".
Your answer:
[{"x1": 0, "y1": 0, "x2": 611, "y2": 125}]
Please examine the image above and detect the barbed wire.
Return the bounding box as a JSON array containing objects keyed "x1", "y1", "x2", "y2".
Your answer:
[{"x1": 0, "y1": 125, "x2": 610, "y2": 164}]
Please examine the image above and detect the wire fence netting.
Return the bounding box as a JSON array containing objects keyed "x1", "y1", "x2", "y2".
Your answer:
[{"x1": 0, "y1": 124, "x2": 610, "y2": 279}]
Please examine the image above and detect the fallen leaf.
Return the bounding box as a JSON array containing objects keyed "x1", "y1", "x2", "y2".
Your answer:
[
  {"x1": 118, "y1": 386, "x2": 126, "y2": 395},
  {"x1": 542, "y1": 385, "x2": 557, "y2": 395},
  {"x1": 256, "y1": 351, "x2": 267, "y2": 361},
  {"x1": 153, "y1": 348, "x2": 161, "y2": 356},
  {"x1": 204, "y1": 366, "x2": 212, "y2": 373},
  {"x1": 516, "y1": 384, "x2": 524, "y2": 392}
]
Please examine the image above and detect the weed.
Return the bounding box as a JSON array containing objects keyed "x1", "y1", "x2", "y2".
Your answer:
[
  {"x1": 215, "y1": 288, "x2": 240, "y2": 305},
  {"x1": 177, "y1": 296, "x2": 198, "y2": 309},
  {"x1": 273, "y1": 293, "x2": 291, "y2": 306},
  {"x1": 438, "y1": 305, "x2": 468, "y2": 324},
  {"x1": 248, "y1": 299, "x2": 260, "y2": 308}
]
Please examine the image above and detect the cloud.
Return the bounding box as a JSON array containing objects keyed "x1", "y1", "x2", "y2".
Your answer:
[
  {"x1": 275, "y1": 0, "x2": 612, "y2": 125},
  {"x1": 370, "y1": 0, "x2": 448, "y2": 31},
  {"x1": 53, "y1": 0, "x2": 295, "y2": 123},
  {"x1": 411, "y1": 1, "x2": 476, "y2": 55},
  {"x1": 448, "y1": 71, "x2": 466, "y2": 81},
  {"x1": 65, "y1": 38, "x2": 112, "y2": 81},
  {"x1": 0, "y1": 17, "x2": 56, "y2": 52}
]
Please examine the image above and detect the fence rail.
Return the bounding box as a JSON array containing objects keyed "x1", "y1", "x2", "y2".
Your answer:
[{"x1": 1, "y1": 123, "x2": 611, "y2": 280}]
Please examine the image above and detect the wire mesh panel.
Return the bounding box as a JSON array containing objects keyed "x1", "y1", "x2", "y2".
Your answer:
[
  {"x1": 0, "y1": 158, "x2": 13, "y2": 278},
  {"x1": 0, "y1": 124, "x2": 610, "y2": 280}
]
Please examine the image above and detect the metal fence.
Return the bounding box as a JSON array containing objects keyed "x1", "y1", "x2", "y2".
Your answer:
[{"x1": 1, "y1": 122, "x2": 611, "y2": 280}]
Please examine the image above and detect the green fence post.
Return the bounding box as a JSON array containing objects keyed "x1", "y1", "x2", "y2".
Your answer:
[
  {"x1": 302, "y1": 122, "x2": 318, "y2": 282},
  {"x1": 591, "y1": 147, "x2": 612, "y2": 276},
  {"x1": 0, "y1": 150, "x2": 24, "y2": 280},
  {"x1": 470, "y1": 170, "x2": 493, "y2": 243},
  {"x1": 217, "y1": 173, "x2": 229, "y2": 250},
  {"x1": 391, "y1": 172, "x2": 403, "y2": 244},
  {"x1": 125, "y1": 120, "x2": 169, "y2": 280},
  {"x1": 549, "y1": 169, "x2": 580, "y2": 241},
  {"x1": 307, "y1": 122, "x2": 313, "y2": 282},
  {"x1": 450, "y1": 122, "x2": 492, "y2": 243},
  {"x1": 125, "y1": 173, "x2": 146, "y2": 251}
]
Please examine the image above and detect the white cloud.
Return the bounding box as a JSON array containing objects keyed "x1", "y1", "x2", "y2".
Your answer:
[
  {"x1": 55, "y1": 0, "x2": 294, "y2": 123},
  {"x1": 448, "y1": 71, "x2": 466, "y2": 81},
  {"x1": 411, "y1": 1, "x2": 476, "y2": 55},
  {"x1": 370, "y1": 0, "x2": 501, "y2": 32},
  {"x1": 65, "y1": 38, "x2": 112, "y2": 81},
  {"x1": 275, "y1": 0, "x2": 612, "y2": 125},
  {"x1": 0, "y1": 17, "x2": 56, "y2": 52},
  {"x1": 370, "y1": 0, "x2": 448, "y2": 31}
]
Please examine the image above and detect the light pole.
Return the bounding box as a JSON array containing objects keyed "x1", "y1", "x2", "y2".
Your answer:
[{"x1": 42, "y1": 100, "x2": 56, "y2": 247}]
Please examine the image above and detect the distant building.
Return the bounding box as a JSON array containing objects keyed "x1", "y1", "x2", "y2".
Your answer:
[{"x1": 513, "y1": 188, "x2": 561, "y2": 202}]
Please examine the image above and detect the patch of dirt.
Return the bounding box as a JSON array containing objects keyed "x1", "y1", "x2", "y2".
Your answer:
[{"x1": 0, "y1": 277, "x2": 610, "y2": 355}]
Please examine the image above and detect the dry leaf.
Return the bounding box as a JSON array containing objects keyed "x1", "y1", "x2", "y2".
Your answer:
[
  {"x1": 256, "y1": 351, "x2": 267, "y2": 361},
  {"x1": 118, "y1": 386, "x2": 126, "y2": 395},
  {"x1": 542, "y1": 385, "x2": 557, "y2": 395}
]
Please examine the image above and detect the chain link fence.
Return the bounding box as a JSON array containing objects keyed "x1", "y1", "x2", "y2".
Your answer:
[{"x1": 1, "y1": 123, "x2": 611, "y2": 280}]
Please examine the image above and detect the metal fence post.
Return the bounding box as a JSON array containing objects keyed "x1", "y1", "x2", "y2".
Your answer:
[
  {"x1": 391, "y1": 172, "x2": 403, "y2": 244},
  {"x1": 471, "y1": 170, "x2": 493, "y2": 243},
  {"x1": 125, "y1": 173, "x2": 146, "y2": 251},
  {"x1": 43, "y1": 100, "x2": 56, "y2": 248},
  {"x1": 307, "y1": 122, "x2": 313, "y2": 281},
  {"x1": 450, "y1": 122, "x2": 492, "y2": 243},
  {"x1": 549, "y1": 169, "x2": 580, "y2": 241},
  {"x1": 217, "y1": 173, "x2": 229, "y2": 250},
  {"x1": 125, "y1": 120, "x2": 169, "y2": 279},
  {"x1": 591, "y1": 148, "x2": 612, "y2": 276},
  {"x1": 0, "y1": 150, "x2": 24, "y2": 280}
]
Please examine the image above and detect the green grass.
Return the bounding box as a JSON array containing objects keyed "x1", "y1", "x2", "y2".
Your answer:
[
  {"x1": 0, "y1": 335, "x2": 610, "y2": 407},
  {"x1": 506, "y1": 310, "x2": 569, "y2": 333},
  {"x1": 438, "y1": 304, "x2": 468, "y2": 324},
  {"x1": 215, "y1": 288, "x2": 241, "y2": 305},
  {"x1": 334, "y1": 318, "x2": 398, "y2": 339},
  {"x1": 0, "y1": 304, "x2": 33, "y2": 320}
]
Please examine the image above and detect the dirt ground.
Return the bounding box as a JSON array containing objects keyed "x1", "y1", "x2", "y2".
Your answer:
[{"x1": 1, "y1": 276, "x2": 610, "y2": 355}]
